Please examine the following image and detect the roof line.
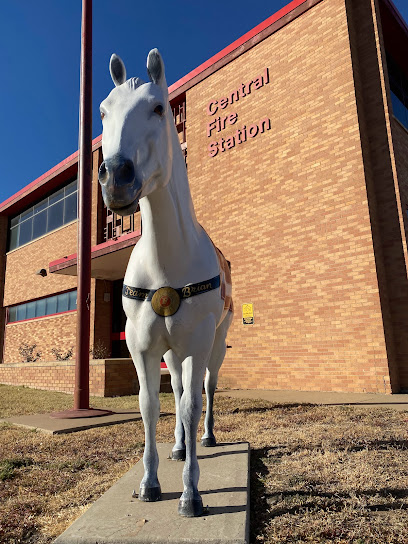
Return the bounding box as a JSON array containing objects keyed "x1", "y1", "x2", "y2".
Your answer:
[
  {"x1": 0, "y1": 135, "x2": 102, "y2": 213},
  {"x1": 168, "y1": 0, "x2": 307, "y2": 95},
  {"x1": 383, "y1": 0, "x2": 408, "y2": 38},
  {"x1": 2, "y1": 0, "x2": 407, "y2": 214},
  {"x1": 0, "y1": 0, "x2": 312, "y2": 215}
]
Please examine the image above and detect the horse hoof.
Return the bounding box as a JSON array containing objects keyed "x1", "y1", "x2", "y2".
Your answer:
[
  {"x1": 178, "y1": 497, "x2": 204, "y2": 517},
  {"x1": 171, "y1": 449, "x2": 186, "y2": 461},
  {"x1": 139, "y1": 485, "x2": 161, "y2": 502},
  {"x1": 201, "y1": 436, "x2": 216, "y2": 447}
]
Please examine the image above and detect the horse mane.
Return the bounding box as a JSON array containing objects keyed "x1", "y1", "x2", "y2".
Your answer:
[{"x1": 126, "y1": 77, "x2": 146, "y2": 91}]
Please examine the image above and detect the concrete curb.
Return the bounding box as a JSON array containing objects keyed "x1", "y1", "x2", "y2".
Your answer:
[{"x1": 0, "y1": 410, "x2": 142, "y2": 434}]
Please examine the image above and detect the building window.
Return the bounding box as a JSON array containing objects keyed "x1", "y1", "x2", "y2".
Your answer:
[
  {"x1": 7, "y1": 290, "x2": 77, "y2": 323},
  {"x1": 9, "y1": 179, "x2": 78, "y2": 251},
  {"x1": 386, "y1": 53, "x2": 408, "y2": 130}
]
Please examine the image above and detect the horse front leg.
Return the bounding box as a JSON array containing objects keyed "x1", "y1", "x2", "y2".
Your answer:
[
  {"x1": 127, "y1": 323, "x2": 163, "y2": 501},
  {"x1": 136, "y1": 353, "x2": 162, "y2": 501},
  {"x1": 164, "y1": 350, "x2": 186, "y2": 460},
  {"x1": 178, "y1": 316, "x2": 216, "y2": 517}
]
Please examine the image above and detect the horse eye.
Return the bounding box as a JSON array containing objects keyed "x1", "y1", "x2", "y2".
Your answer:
[
  {"x1": 154, "y1": 105, "x2": 164, "y2": 117},
  {"x1": 100, "y1": 111, "x2": 105, "y2": 120}
]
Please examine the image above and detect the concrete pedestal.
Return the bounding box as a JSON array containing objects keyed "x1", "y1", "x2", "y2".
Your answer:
[{"x1": 54, "y1": 442, "x2": 249, "y2": 544}]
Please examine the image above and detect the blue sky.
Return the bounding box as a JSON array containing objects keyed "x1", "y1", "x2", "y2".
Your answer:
[{"x1": 1, "y1": 0, "x2": 407, "y2": 206}]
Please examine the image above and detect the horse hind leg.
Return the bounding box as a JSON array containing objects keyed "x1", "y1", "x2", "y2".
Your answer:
[
  {"x1": 164, "y1": 350, "x2": 186, "y2": 460},
  {"x1": 201, "y1": 311, "x2": 232, "y2": 447}
]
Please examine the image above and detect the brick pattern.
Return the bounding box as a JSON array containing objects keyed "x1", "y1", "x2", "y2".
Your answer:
[
  {"x1": 0, "y1": 359, "x2": 134, "y2": 397},
  {"x1": 2, "y1": 148, "x2": 102, "y2": 367},
  {"x1": 104, "y1": 360, "x2": 139, "y2": 396},
  {"x1": 3, "y1": 312, "x2": 77, "y2": 364},
  {"x1": 186, "y1": 0, "x2": 392, "y2": 393},
  {"x1": 0, "y1": 216, "x2": 7, "y2": 364},
  {"x1": 4, "y1": 222, "x2": 78, "y2": 308},
  {"x1": 0, "y1": 359, "x2": 177, "y2": 397},
  {"x1": 2, "y1": 0, "x2": 407, "y2": 396}
]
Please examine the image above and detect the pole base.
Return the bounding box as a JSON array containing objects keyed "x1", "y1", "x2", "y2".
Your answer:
[{"x1": 50, "y1": 408, "x2": 114, "y2": 419}]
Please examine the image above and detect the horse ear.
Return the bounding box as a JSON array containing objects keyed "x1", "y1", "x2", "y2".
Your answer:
[
  {"x1": 147, "y1": 49, "x2": 166, "y2": 88},
  {"x1": 110, "y1": 54, "x2": 126, "y2": 86}
]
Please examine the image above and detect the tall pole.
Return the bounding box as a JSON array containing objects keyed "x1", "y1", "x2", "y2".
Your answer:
[
  {"x1": 74, "y1": 0, "x2": 93, "y2": 411},
  {"x1": 52, "y1": 0, "x2": 111, "y2": 419}
]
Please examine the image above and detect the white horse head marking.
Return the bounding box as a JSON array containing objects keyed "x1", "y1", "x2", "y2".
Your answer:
[{"x1": 98, "y1": 49, "x2": 172, "y2": 216}]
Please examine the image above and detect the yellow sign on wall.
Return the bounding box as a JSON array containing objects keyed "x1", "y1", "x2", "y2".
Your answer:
[{"x1": 242, "y1": 303, "x2": 254, "y2": 325}]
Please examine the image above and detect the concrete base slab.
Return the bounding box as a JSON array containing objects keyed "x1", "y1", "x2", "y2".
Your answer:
[
  {"x1": 54, "y1": 442, "x2": 249, "y2": 544},
  {"x1": 0, "y1": 410, "x2": 142, "y2": 434}
]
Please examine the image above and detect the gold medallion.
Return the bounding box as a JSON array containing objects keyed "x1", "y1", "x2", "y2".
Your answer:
[{"x1": 151, "y1": 287, "x2": 181, "y2": 317}]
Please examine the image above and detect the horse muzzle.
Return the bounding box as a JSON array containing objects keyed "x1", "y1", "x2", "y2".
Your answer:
[{"x1": 98, "y1": 154, "x2": 141, "y2": 216}]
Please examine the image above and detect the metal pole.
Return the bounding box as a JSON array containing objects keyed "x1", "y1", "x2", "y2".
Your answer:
[
  {"x1": 74, "y1": 0, "x2": 93, "y2": 410},
  {"x1": 52, "y1": 0, "x2": 112, "y2": 419}
]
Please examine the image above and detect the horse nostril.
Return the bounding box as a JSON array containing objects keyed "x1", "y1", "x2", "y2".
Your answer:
[
  {"x1": 117, "y1": 159, "x2": 135, "y2": 186},
  {"x1": 98, "y1": 161, "x2": 108, "y2": 184}
]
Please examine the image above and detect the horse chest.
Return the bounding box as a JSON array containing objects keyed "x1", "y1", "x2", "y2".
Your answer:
[{"x1": 123, "y1": 291, "x2": 224, "y2": 352}]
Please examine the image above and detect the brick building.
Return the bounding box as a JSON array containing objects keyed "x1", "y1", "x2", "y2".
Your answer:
[{"x1": 1, "y1": 0, "x2": 408, "y2": 395}]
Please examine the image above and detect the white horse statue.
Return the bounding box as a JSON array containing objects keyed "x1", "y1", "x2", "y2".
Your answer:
[{"x1": 98, "y1": 49, "x2": 233, "y2": 517}]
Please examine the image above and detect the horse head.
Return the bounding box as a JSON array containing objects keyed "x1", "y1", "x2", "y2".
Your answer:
[{"x1": 98, "y1": 49, "x2": 173, "y2": 216}]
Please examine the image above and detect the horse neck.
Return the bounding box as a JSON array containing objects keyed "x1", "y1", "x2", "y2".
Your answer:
[{"x1": 139, "y1": 122, "x2": 201, "y2": 261}]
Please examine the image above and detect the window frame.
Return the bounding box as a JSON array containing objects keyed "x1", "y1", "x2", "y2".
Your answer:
[
  {"x1": 8, "y1": 178, "x2": 78, "y2": 252},
  {"x1": 6, "y1": 289, "x2": 77, "y2": 325}
]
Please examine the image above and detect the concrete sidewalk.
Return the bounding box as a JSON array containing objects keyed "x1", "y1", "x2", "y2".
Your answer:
[
  {"x1": 54, "y1": 442, "x2": 249, "y2": 544},
  {"x1": 0, "y1": 410, "x2": 142, "y2": 435},
  {"x1": 216, "y1": 389, "x2": 408, "y2": 411}
]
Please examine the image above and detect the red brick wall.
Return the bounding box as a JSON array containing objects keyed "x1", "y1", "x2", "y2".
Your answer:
[
  {"x1": 104, "y1": 360, "x2": 139, "y2": 396},
  {"x1": 3, "y1": 222, "x2": 78, "y2": 307},
  {"x1": 0, "y1": 216, "x2": 7, "y2": 365},
  {"x1": 0, "y1": 359, "x2": 137, "y2": 397},
  {"x1": 186, "y1": 0, "x2": 392, "y2": 393},
  {"x1": 3, "y1": 312, "x2": 77, "y2": 364},
  {"x1": 2, "y1": 147, "x2": 102, "y2": 366}
]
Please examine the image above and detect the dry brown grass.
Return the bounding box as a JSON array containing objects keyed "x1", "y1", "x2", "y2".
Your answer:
[{"x1": 1, "y1": 385, "x2": 408, "y2": 543}]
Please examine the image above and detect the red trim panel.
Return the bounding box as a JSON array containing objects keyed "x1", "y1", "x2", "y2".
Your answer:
[{"x1": 112, "y1": 332, "x2": 127, "y2": 341}]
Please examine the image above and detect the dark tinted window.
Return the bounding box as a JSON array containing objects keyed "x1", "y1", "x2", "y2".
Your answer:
[
  {"x1": 8, "y1": 178, "x2": 78, "y2": 251},
  {"x1": 387, "y1": 53, "x2": 408, "y2": 130},
  {"x1": 7, "y1": 290, "x2": 77, "y2": 323}
]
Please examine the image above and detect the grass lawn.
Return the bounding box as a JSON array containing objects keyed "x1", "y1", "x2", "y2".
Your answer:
[{"x1": 1, "y1": 384, "x2": 408, "y2": 543}]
